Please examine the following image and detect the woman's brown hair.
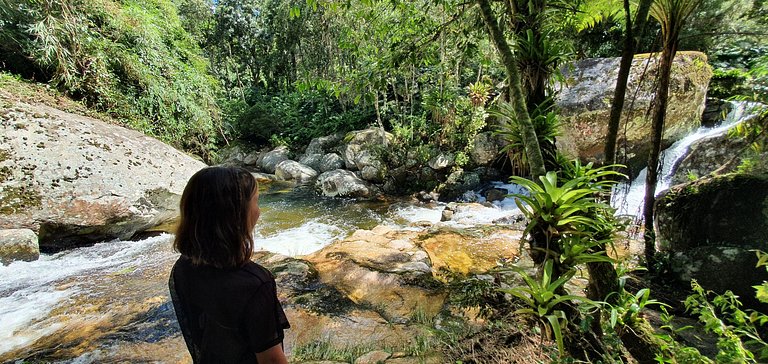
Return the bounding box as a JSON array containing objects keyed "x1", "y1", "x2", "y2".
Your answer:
[{"x1": 174, "y1": 166, "x2": 257, "y2": 268}]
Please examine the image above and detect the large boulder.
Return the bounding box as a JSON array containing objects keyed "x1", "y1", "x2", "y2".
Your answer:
[
  {"x1": 316, "y1": 169, "x2": 378, "y2": 199},
  {"x1": 0, "y1": 228, "x2": 39, "y2": 264},
  {"x1": 670, "y1": 133, "x2": 747, "y2": 185},
  {"x1": 655, "y1": 173, "x2": 768, "y2": 307},
  {"x1": 304, "y1": 225, "x2": 522, "y2": 322},
  {"x1": 319, "y1": 153, "x2": 345, "y2": 172},
  {"x1": 469, "y1": 132, "x2": 502, "y2": 165},
  {"x1": 305, "y1": 132, "x2": 345, "y2": 156},
  {"x1": 341, "y1": 128, "x2": 392, "y2": 171},
  {"x1": 260, "y1": 146, "x2": 291, "y2": 174},
  {"x1": 0, "y1": 100, "x2": 205, "y2": 251},
  {"x1": 557, "y1": 52, "x2": 712, "y2": 174},
  {"x1": 274, "y1": 160, "x2": 318, "y2": 184}
]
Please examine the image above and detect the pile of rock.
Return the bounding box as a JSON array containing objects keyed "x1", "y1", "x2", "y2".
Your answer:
[{"x1": 219, "y1": 128, "x2": 505, "y2": 200}]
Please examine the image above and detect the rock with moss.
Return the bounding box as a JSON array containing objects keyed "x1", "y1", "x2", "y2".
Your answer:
[
  {"x1": 0, "y1": 100, "x2": 205, "y2": 251},
  {"x1": 656, "y1": 173, "x2": 768, "y2": 307},
  {"x1": 0, "y1": 228, "x2": 39, "y2": 264},
  {"x1": 557, "y1": 52, "x2": 712, "y2": 174}
]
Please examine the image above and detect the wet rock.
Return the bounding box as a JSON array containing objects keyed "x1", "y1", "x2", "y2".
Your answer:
[
  {"x1": 557, "y1": 52, "x2": 712, "y2": 174},
  {"x1": 440, "y1": 208, "x2": 454, "y2": 222},
  {"x1": 437, "y1": 169, "x2": 481, "y2": 201},
  {"x1": 656, "y1": 173, "x2": 768, "y2": 252},
  {"x1": 260, "y1": 146, "x2": 291, "y2": 174},
  {"x1": 275, "y1": 160, "x2": 318, "y2": 184},
  {"x1": 656, "y1": 173, "x2": 768, "y2": 309},
  {"x1": 701, "y1": 98, "x2": 732, "y2": 127},
  {"x1": 670, "y1": 133, "x2": 747, "y2": 185},
  {"x1": 316, "y1": 170, "x2": 378, "y2": 199},
  {"x1": 483, "y1": 188, "x2": 507, "y2": 202},
  {"x1": 0, "y1": 228, "x2": 39, "y2": 264},
  {"x1": 0, "y1": 101, "x2": 205, "y2": 251}
]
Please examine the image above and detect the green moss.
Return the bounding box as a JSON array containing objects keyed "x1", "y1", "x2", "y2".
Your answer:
[
  {"x1": 0, "y1": 185, "x2": 42, "y2": 214},
  {"x1": 0, "y1": 149, "x2": 9, "y2": 162}
]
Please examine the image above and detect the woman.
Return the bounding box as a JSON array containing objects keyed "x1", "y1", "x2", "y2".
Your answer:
[{"x1": 169, "y1": 166, "x2": 289, "y2": 364}]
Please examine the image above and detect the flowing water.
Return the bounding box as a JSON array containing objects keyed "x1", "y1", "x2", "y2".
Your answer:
[
  {"x1": 2, "y1": 102, "x2": 762, "y2": 362},
  {"x1": 0, "y1": 185, "x2": 524, "y2": 362},
  {"x1": 611, "y1": 101, "x2": 764, "y2": 218}
]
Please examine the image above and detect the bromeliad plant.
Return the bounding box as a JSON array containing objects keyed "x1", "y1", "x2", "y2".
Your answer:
[
  {"x1": 510, "y1": 170, "x2": 616, "y2": 273},
  {"x1": 501, "y1": 259, "x2": 598, "y2": 356}
]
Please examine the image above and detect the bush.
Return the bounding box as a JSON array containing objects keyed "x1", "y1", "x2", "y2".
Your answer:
[
  {"x1": 0, "y1": 0, "x2": 222, "y2": 160},
  {"x1": 234, "y1": 89, "x2": 374, "y2": 147}
]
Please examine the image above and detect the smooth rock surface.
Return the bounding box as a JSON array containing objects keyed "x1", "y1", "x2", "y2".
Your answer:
[
  {"x1": 0, "y1": 228, "x2": 39, "y2": 264},
  {"x1": 316, "y1": 170, "x2": 377, "y2": 199},
  {"x1": 275, "y1": 160, "x2": 319, "y2": 184},
  {"x1": 260, "y1": 146, "x2": 291, "y2": 174},
  {"x1": 0, "y1": 100, "x2": 205, "y2": 250},
  {"x1": 557, "y1": 52, "x2": 712, "y2": 173}
]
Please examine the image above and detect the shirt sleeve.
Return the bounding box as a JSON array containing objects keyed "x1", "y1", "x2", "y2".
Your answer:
[{"x1": 242, "y1": 279, "x2": 291, "y2": 353}]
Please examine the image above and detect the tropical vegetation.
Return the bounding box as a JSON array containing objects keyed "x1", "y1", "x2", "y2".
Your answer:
[{"x1": 2, "y1": 0, "x2": 768, "y2": 361}]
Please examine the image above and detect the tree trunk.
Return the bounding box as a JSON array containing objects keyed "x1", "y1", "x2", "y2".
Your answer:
[
  {"x1": 620, "y1": 318, "x2": 668, "y2": 363},
  {"x1": 604, "y1": 0, "x2": 653, "y2": 167},
  {"x1": 643, "y1": 37, "x2": 677, "y2": 267},
  {"x1": 476, "y1": 0, "x2": 546, "y2": 179}
]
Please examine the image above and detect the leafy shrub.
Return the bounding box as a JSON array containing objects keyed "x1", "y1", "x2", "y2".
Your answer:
[
  {"x1": 0, "y1": 0, "x2": 222, "y2": 160},
  {"x1": 234, "y1": 89, "x2": 374, "y2": 147}
]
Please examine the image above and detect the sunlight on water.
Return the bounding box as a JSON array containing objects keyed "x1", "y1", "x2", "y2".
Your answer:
[
  {"x1": 255, "y1": 219, "x2": 348, "y2": 256},
  {"x1": 612, "y1": 101, "x2": 764, "y2": 218},
  {"x1": 0, "y1": 235, "x2": 172, "y2": 357}
]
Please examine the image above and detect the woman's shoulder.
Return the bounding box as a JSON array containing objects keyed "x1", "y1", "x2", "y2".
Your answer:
[{"x1": 239, "y1": 261, "x2": 275, "y2": 285}]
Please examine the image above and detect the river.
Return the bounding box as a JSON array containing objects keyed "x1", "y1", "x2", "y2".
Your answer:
[{"x1": 0, "y1": 101, "x2": 761, "y2": 362}]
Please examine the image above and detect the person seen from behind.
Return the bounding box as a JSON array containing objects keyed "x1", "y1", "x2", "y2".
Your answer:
[{"x1": 169, "y1": 166, "x2": 289, "y2": 363}]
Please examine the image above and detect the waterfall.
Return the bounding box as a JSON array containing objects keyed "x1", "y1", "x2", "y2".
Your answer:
[{"x1": 611, "y1": 101, "x2": 764, "y2": 218}]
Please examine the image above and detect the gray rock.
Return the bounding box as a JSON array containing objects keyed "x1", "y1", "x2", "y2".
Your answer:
[
  {"x1": 428, "y1": 153, "x2": 455, "y2": 170},
  {"x1": 440, "y1": 209, "x2": 454, "y2": 222},
  {"x1": 274, "y1": 160, "x2": 318, "y2": 184},
  {"x1": 655, "y1": 173, "x2": 768, "y2": 252},
  {"x1": 361, "y1": 164, "x2": 385, "y2": 183},
  {"x1": 556, "y1": 52, "x2": 712, "y2": 174},
  {"x1": 319, "y1": 153, "x2": 345, "y2": 172},
  {"x1": 671, "y1": 246, "x2": 768, "y2": 309},
  {"x1": 341, "y1": 128, "x2": 392, "y2": 171},
  {"x1": 670, "y1": 133, "x2": 747, "y2": 185},
  {"x1": 484, "y1": 188, "x2": 507, "y2": 203},
  {"x1": 0, "y1": 101, "x2": 205, "y2": 251},
  {"x1": 470, "y1": 132, "x2": 501, "y2": 165},
  {"x1": 657, "y1": 173, "x2": 768, "y2": 309},
  {"x1": 316, "y1": 170, "x2": 377, "y2": 199},
  {"x1": 242, "y1": 151, "x2": 262, "y2": 166},
  {"x1": 0, "y1": 228, "x2": 39, "y2": 264},
  {"x1": 299, "y1": 153, "x2": 324, "y2": 172},
  {"x1": 438, "y1": 170, "x2": 481, "y2": 201},
  {"x1": 305, "y1": 133, "x2": 344, "y2": 155},
  {"x1": 260, "y1": 146, "x2": 291, "y2": 174}
]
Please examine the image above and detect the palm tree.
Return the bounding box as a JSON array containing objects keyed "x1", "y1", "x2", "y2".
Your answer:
[{"x1": 643, "y1": 0, "x2": 702, "y2": 266}]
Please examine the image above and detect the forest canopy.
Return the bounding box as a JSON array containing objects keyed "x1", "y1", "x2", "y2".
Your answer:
[{"x1": 1, "y1": 0, "x2": 766, "y2": 159}]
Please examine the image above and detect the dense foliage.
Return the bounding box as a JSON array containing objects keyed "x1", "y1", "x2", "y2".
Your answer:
[{"x1": 0, "y1": 0, "x2": 222, "y2": 160}]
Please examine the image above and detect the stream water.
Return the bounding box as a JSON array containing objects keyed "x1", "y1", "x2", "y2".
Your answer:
[{"x1": 0, "y1": 101, "x2": 762, "y2": 362}]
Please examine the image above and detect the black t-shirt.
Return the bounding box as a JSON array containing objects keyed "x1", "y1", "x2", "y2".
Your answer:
[{"x1": 169, "y1": 256, "x2": 290, "y2": 363}]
